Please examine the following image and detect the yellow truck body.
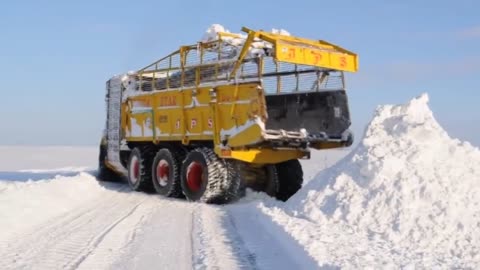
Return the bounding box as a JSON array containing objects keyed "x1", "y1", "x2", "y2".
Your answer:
[{"x1": 98, "y1": 26, "x2": 358, "y2": 204}]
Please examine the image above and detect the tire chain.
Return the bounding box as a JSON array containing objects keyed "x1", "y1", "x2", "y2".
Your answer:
[
  {"x1": 136, "y1": 145, "x2": 156, "y2": 192},
  {"x1": 168, "y1": 148, "x2": 187, "y2": 198},
  {"x1": 195, "y1": 147, "x2": 243, "y2": 204}
]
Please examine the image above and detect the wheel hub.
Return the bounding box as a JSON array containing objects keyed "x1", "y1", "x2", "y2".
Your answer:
[
  {"x1": 156, "y1": 160, "x2": 170, "y2": 187},
  {"x1": 130, "y1": 156, "x2": 140, "y2": 184},
  {"x1": 186, "y1": 161, "x2": 203, "y2": 192}
]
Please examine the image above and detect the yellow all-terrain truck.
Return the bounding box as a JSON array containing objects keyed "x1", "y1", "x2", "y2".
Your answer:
[{"x1": 97, "y1": 26, "x2": 358, "y2": 204}]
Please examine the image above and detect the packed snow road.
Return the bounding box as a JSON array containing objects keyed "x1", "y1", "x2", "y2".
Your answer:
[{"x1": 0, "y1": 169, "x2": 317, "y2": 270}]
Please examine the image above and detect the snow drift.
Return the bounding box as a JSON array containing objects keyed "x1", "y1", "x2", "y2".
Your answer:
[
  {"x1": 260, "y1": 93, "x2": 480, "y2": 268},
  {"x1": 0, "y1": 173, "x2": 108, "y2": 241}
]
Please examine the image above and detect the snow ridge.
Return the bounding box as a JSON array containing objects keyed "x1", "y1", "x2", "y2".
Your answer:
[{"x1": 267, "y1": 93, "x2": 480, "y2": 268}]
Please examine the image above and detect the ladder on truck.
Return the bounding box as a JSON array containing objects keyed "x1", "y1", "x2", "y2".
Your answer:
[{"x1": 105, "y1": 78, "x2": 128, "y2": 175}]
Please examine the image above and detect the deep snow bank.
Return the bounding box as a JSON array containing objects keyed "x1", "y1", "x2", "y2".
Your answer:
[{"x1": 261, "y1": 93, "x2": 480, "y2": 268}]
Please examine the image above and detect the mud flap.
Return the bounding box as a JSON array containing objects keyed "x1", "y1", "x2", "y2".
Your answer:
[{"x1": 264, "y1": 90, "x2": 351, "y2": 139}]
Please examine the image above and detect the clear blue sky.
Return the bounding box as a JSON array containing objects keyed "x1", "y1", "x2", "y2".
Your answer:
[{"x1": 1, "y1": 0, "x2": 479, "y2": 147}]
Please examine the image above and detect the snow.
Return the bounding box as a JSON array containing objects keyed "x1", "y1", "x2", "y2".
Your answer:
[
  {"x1": 257, "y1": 93, "x2": 480, "y2": 268},
  {"x1": 128, "y1": 117, "x2": 143, "y2": 137},
  {"x1": 0, "y1": 146, "x2": 326, "y2": 269},
  {"x1": 201, "y1": 23, "x2": 290, "y2": 43},
  {"x1": 0, "y1": 93, "x2": 478, "y2": 269},
  {"x1": 121, "y1": 73, "x2": 138, "y2": 91},
  {"x1": 113, "y1": 24, "x2": 290, "y2": 101},
  {"x1": 200, "y1": 24, "x2": 292, "y2": 59},
  {"x1": 0, "y1": 173, "x2": 107, "y2": 241},
  {"x1": 219, "y1": 116, "x2": 265, "y2": 142},
  {"x1": 271, "y1": 28, "x2": 291, "y2": 36},
  {"x1": 201, "y1": 24, "x2": 229, "y2": 43}
]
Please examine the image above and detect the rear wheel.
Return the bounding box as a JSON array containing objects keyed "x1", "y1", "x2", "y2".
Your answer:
[
  {"x1": 180, "y1": 147, "x2": 243, "y2": 204},
  {"x1": 151, "y1": 148, "x2": 185, "y2": 198},
  {"x1": 274, "y1": 159, "x2": 303, "y2": 201},
  {"x1": 235, "y1": 161, "x2": 277, "y2": 197},
  {"x1": 127, "y1": 147, "x2": 155, "y2": 192},
  {"x1": 237, "y1": 159, "x2": 303, "y2": 201}
]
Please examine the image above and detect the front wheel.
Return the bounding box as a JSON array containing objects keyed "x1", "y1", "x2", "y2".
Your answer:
[
  {"x1": 127, "y1": 147, "x2": 155, "y2": 192},
  {"x1": 97, "y1": 143, "x2": 120, "y2": 182}
]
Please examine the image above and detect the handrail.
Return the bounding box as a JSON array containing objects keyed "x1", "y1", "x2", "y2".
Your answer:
[{"x1": 132, "y1": 26, "x2": 355, "y2": 93}]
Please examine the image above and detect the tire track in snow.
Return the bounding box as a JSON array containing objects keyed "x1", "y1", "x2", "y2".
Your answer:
[
  {"x1": 75, "y1": 201, "x2": 155, "y2": 270},
  {"x1": 0, "y1": 187, "x2": 145, "y2": 270},
  {"x1": 225, "y1": 203, "x2": 319, "y2": 269},
  {"x1": 191, "y1": 202, "x2": 317, "y2": 270},
  {"x1": 191, "y1": 205, "x2": 257, "y2": 270},
  {"x1": 66, "y1": 200, "x2": 145, "y2": 269},
  {"x1": 107, "y1": 198, "x2": 195, "y2": 270},
  {"x1": 0, "y1": 188, "x2": 122, "y2": 267},
  {"x1": 224, "y1": 213, "x2": 258, "y2": 269}
]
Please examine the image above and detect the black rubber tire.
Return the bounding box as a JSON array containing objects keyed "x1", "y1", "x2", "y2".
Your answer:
[
  {"x1": 127, "y1": 146, "x2": 155, "y2": 192},
  {"x1": 274, "y1": 159, "x2": 304, "y2": 201},
  {"x1": 264, "y1": 164, "x2": 280, "y2": 197},
  {"x1": 180, "y1": 147, "x2": 243, "y2": 204},
  {"x1": 151, "y1": 148, "x2": 185, "y2": 198},
  {"x1": 97, "y1": 144, "x2": 120, "y2": 182},
  {"x1": 232, "y1": 161, "x2": 275, "y2": 197},
  {"x1": 224, "y1": 159, "x2": 247, "y2": 201}
]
